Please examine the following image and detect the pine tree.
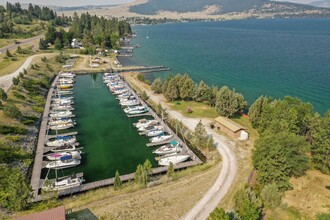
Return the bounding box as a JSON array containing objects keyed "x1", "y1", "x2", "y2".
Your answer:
[
  {"x1": 261, "y1": 183, "x2": 282, "y2": 209},
  {"x1": 54, "y1": 37, "x2": 63, "y2": 50},
  {"x1": 39, "y1": 38, "x2": 48, "y2": 50},
  {"x1": 166, "y1": 162, "x2": 174, "y2": 179},
  {"x1": 114, "y1": 170, "x2": 122, "y2": 190},
  {"x1": 140, "y1": 90, "x2": 149, "y2": 101},
  {"x1": 134, "y1": 164, "x2": 144, "y2": 185},
  {"x1": 215, "y1": 86, "x2": 247, "y2": 117},
  {"x1": 0, "y1": 88, "x2": 7, "y2": 101},
  {"x1": 165, "y1": 77, "x2": 179, "y2": 101},
  {"x1": 192, "y1": 120, "x2": 208, "y2": 149},
  {"x1": 234, "y1": 187, "x2": 263, "y2": 220},
  {"x1": 6, "y1": 49, "x2": 12, "y2": 57},
  {"x1": 151, "y1": 78, "x2": 163, "y2": 94},
  {"x1": 248, "y1": 95, "x2": 269, "y2": 128},
  {"x1": 180, "y1": 76, "x2": 194, "y2": 100},
  {"x1": 196, "y1": 80, "x2": 208, "y2": 102}
]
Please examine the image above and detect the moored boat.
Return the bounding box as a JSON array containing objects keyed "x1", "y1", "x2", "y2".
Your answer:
[
  {"x1": 45, "y1": 157, "x2": 80, "y2": 169},
  {"x1": 150, "y1": 134, "x2": 173, "y2": 143},
  {"x1": 51, "y1": 144, "x2": 76, "y2": 152},
  {"x1": 46, "y1": 135, "x2": 76, "y2": 147},
  {"x1": 135, "y1": 119, "x2": 159, "y2": 128},
  {"x1": 153, "y1": 140, "x2": 182, "y2": 155},
  {"x1": 158, "y1": 154, "x2": 190, "y2": 166},
  {"x1": 46, "y1": 150, "x2": 81, "y2": 161},
  {"x1": 42, "y1": 174, "x2": 84, "y2": 191},
  {"x1": 146, "y1": 129, "x2": 164, "y2": 137},
  {"x1": 49, "y1": 123, "x2": 74, "y2": 130}
]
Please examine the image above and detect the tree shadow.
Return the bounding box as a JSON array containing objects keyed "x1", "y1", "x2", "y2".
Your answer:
[{"x1": 66, "y1": 208, "x2": 99, "y2": 220}]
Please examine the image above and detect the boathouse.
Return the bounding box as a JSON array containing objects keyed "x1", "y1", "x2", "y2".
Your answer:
[
  {"x1": 214, "y1": 116, "x2": 248, "y2": 140},
  {"x1": 14, "y1": 205, "x2": 66, "y2": 220}
]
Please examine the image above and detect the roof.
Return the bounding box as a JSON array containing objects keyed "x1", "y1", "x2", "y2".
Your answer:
[
  {"x1": 215, "y1": 116, "x2": 246, "y2": 132},
  {"x1": 14, "y1": 206, "x2": 66, "y2": 220}
]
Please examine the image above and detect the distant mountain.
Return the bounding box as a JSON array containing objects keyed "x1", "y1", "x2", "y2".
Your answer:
[
  {"x1": 310, "y1": 0, "x2": 330, "y2": 7},
  {"x1": 129, "y1": 0, "x2": 330, "y2": 17}
]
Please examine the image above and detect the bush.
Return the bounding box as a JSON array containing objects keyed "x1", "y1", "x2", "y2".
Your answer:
[
  {"x1": 0, "y1": 125, "x2": 27, "y2": 135},
  {"x1": 32, "y1": 106, "x2": 44, "y2": 113},
  {"x1": 3, "y1": 104, "x2": 22, "y2": 118},
  {"x1": 0, "y1": 88, "x2": 7, "y2": 101},
  {"x1": 12, "y1": 91, "x2": 26, "y2": 100},
  {"x1": 12, "y1": 77, "x2": 20, "y2": 86}
]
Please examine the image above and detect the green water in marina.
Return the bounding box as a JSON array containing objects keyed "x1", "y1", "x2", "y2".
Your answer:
[{"x1": 44, "y1": 74, "x2": 157, "y2": 182}]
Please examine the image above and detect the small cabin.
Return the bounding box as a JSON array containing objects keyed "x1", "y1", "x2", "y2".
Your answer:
[{"x1": 214, "y1": 116, "x2": 248, "y2": 140}]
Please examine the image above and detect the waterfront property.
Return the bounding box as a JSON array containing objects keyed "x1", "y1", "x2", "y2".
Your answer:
[
  {"x1": 214, "y1": 116, "x2": 248, "y2": 140},
  {"x1": 31, "y1": 71, "x2": 202, "y2": 200}
]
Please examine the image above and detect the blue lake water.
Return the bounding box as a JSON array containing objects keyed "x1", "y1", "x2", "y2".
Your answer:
[{"x1": 120, "y1": 19, "x2": 330, "y2": 114}]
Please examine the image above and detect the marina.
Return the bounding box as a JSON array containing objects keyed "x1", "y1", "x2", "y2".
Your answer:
[{"x1": 31, "y1": 70, "x2": 202, "y2": 200}]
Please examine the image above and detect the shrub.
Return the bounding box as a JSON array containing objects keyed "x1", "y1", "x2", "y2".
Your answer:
[
  {"x1": 3, "y1": 104, "x2": 22, "y2": 118},
  {"x1": 12, "y1": 77, "x2": 20, "y2": 85},
  {"x1": 0, "y1": 125, "x2": 27, "y2": 135},
  {"x1": 0, "y1": 88, "x2": 7, "y2": 101}
]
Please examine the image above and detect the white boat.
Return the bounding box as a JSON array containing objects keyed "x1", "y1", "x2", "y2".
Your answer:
[
  {"x1": 120, "y1": 99, "x2": 140, "y2": 106},
  {"x1": 138, "y1": 125, "x2": 163, "y2": 132},
  {"x1": 158, "y1": 155, "x2": 190, "y2": 166},
  {"x1": 113, "y1": 89, "x2": 128, "y2": 95},
  {"x1": 51, "y1": 106, "x2": 74, "y2": 111},
  {"x1": 146, "y1": 129, "x2": 164, "y2": 137},
  {"x1": 56, "y1": 90, "x2": 73, "y2": 95},
  {"x1": 128, "y1": 107, "x2": 148, "y2": 115},
  {"x1": 52, "y1": 99, "x2": 73, "y2": 105},
  {"x1": 51, "y1": 144, "x2": 76, "y2": 152},
  {"x1": 49, "y1": 123, "x2": 74, "y2": 130},
  {"x1": 124, "y1": 105, "x2": 147, "y2": 114},
  {"x1": 150, "y1": 134, "x2": 173, "y2": 143},
  {"x1": 59, "y1": 72, "x2": 76, "y2": 78},
  {"x1": 42, "y1": 175, "x2": 83, "y2": 191},
  {"x1": 48, "y1": 118, "x2": 74, "y2": 126},
  {"x1": 135, "y1": 119, "x2": 159, "y2": 128},
  {"x1": 46, "y1": 136, "x2": 76, "y2": 147},
  {"x1": 49, "y1": 111, "x2": 74, "y2": 118},
  {"x1": 46, "y1": 150, "x2": 81, "y2": 161},
  {"x1": 45, "y1": 157, "x2": 80, "y2": 169},
  {"x1": 153, "y1": 140, "x2": 182, "y2": 155}
]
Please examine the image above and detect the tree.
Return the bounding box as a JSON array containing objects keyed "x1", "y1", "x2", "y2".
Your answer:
[
  {"x1": 143, "y1": 159, "x2": 153, "y2": 183},
  {"x1": 5, "y1": 49, "x2": 12, "y2": 57},
  {"x1": 45, "y1": 25, "x2": 56, "y2": 44},
  {"x1": 234, "y1": 187, "x2": 263, "y2": 220},
  {"x1": 248, "y1": 95, "x2": 270, "y2": 128},
  {"x1": 54, "y1": 37, "x2": 63, "y2": 50},
  {"x1": 12, "y1": 76, "x2": 19, "y2": 85},
  {"x1": 3, "y1": 104, "x2": 22, "y2": 118},
  {"x1": 261, "y1": 183, "x2": 282, "y2": 209},
  {"x1": 114, "y1": 170, "x2": 122, "y2": 190},
  {"x1": 206, "y1": 135, "x2": 215, "y2": 150},
  {"x1": 134, "y1": 164, "x2": 145, "y2": 186},
  {"x1": 0, "y1": 88, "x2": 7, "y2": 101},
  {"x1": 310, "y1": 110, "x2": 330, "y2": 174},
  {"x1": 164, "y1": 77, "x2": 179, "y2": 101},
  {"x1": 151, "y1": 78, "x2": 163, "y2": 94},
  {"x1": 209, "y1": 208, "x2": 230, "y2": 220},
  {"x1": 166, "y1": 162, "x2": 174, "y2": 179},
  {"x1": 16, "y1": 46, "x2": 23, "y2": 54},
  {"x1": 39, "y1": 38, "x2": 48, "y2": 50},
  {"x1": 215, "y1": 86, "x2": 247, "y2": 117},
  {"x1": 140, "y1": 90, "x2": 149, "y2": 101},
  {"x1": 195, "y1": 80, "x2": 208, "y2": 102},
  {"x1": 252, "y1": 132, "x2": 309, "y2": 190},
  {"x1": 180, "y1": 75, "x2": 194, "y2": 100},
  {"x1": 192, "y1": 120, "x2": 208, "y2": 149}
]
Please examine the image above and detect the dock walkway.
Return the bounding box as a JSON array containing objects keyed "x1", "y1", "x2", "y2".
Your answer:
[{"x1": 30, "y1": 75, "x2": 59, "y2": 198}]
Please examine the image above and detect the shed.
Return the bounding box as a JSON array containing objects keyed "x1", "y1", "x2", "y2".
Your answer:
[
  {"x1": 214, "y1": 116, "x2": 248, "y2": 139},
  {"x1": 14, "y1": 205, "x2": 66, "y2": 220}
]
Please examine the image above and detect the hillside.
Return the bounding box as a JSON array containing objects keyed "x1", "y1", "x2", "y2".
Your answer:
[{"x1": 129, "y1": 0, "x2": 330, "y2": 17}]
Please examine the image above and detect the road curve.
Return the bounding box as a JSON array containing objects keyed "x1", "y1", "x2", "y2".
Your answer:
[
  {"x1": 0, "y1": 34, "x2": 43, "y2": 54},
  {"x1": 0, "y1": 54, "x2": 56, "y2": 92},
  {"x1": 125, "y1": 74, "x2": 238, "y2": 220}
]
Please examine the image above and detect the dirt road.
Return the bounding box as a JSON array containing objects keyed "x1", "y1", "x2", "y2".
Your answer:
[
  {"x1": 126, "y1": 74, "x2": 238, "y2": 220},
  {"x1": 0, "y1": 34, "x2": 43, "y2": 54},
  {"x1": 0, "y1": 53, "x2": 56, "y2": 92}
]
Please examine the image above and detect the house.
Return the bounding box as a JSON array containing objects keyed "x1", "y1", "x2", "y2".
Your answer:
[
  {"x1": 14, "y1": 205, "x2": 66, "y2": 220},
  {"x1": 71, "y1": 39, "x2": 79, "y2": 48},
  {"x1": 214, "y1": 116, "x2": 248, "y2": 140}
]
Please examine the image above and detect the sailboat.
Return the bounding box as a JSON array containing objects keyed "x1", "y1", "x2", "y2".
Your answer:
[
  {"x1": 158, "y1": 154, "x2": 190, "y2": 166},
  {"x1": 146, "y1": 31, "x2": 149, "y2": 39}
]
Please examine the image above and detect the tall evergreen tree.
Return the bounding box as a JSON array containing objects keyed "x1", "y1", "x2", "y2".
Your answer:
[
  {"x1": 180, "y1": 76, "x2": 194, "y2": 100},
  {"x1": 248, "y1": 95, "x2": 270, "y2": 128},
  {"x1": 192, "y1": 120, "x2": 208, "y2": 149},
  {"x1": 234, "y1": 187, "x2": 263, "y2": 220},
  {"x1": 215, "y1": 86, "x2": 247, "y2": 117},
  {"x1": 151, "y1": 78, "x2": 163, "y2": 94},
  {"x1": 114, "y1": 170, "x2": 122, "y2": 190}
]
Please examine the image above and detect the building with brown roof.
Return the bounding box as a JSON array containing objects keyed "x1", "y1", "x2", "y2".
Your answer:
[
  {"x1": 14, "y1": 205, "x2": 66, "y2": 220},
  {"x1": 214, "y1": 116, "x2": 248, "y2": 140}
]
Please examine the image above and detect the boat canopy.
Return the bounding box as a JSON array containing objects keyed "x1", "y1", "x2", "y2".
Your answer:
[
  {"x1": 60, "y1": 155, "x2": 73, "y2": 161},
  {"x1": 170, "y1": 140, "x2": 178, "y2": 146}
]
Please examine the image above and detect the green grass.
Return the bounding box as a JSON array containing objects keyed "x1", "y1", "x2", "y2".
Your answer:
[
  {"x1": 0, "y1": 39, "x2": 15, "y2": 48},
  {"x1": 168, "y1": 100, "x2": 218, "y2": 119}
]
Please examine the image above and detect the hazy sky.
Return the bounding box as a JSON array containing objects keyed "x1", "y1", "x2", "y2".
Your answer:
[
  {"x1": 0, "y1": 0, "x2": 134, "y2": 7},
  {"x1": 0, "y1": 0, "x2": 321, "y2": 7}
]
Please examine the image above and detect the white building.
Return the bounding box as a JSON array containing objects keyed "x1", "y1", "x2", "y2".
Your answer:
[{"x1": 71, "y1": 39, "x2": 79, "y2": 48}]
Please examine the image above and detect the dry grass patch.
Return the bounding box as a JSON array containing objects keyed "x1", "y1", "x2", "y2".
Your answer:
[
  {"x1": 63, "y1": 161, "x2": 221, "y2": 219},
  {"x1": 282, "y1": 170, "x2": 330, "y2": 218}
]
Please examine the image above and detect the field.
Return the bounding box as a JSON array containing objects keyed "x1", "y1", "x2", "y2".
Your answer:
[{"x1": 168, "y1": 101, "x2": 218, "y2": 119}]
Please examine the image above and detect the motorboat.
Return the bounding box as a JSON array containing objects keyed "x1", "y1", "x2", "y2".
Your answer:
[
  {"x1": 158, "y1": 155, "x2": 190, "y2": 166},
  {"x1": 59, "y1": 72, "x2": 76, "y2": 78},
  {"x1": 49, "y1": 111, "x2": 74, "y2": 118},
  {"x1": 153, "y1": 140, "x2": 182, "y2": 155},
  {"x1": 128, "y1": 107, "x2": 148, "y2": 115},
  {"x1": 42, "y1": 174, "x2": 83, "y2": 191},
  {"x1": 48, "y1": 118, "x2": 74, "y2": 126},
  {"x1": 120, "y1": 99, "x2": 140, "y2": 106},
  {"x1": 51, "y1": 144, "x2": 76, "y2": 152},
  {"x1": 135, "y1": 119, "x2": 159, "y2": 128},
  {"x1": 138, "y1": 125, "x2": 163, "y2": 132},
  {"x1": 150, "y1": 134, "x2": 173, "y2": 143},
  {"x1": 146, "y1": 129, "x2": 164, "y2": 137},
  {"x1": 49, "y1": 123, "x2": 74, "y2": 130},
  {"x1": 124, "y1": 105, "x2": 147, "y2": 114}
]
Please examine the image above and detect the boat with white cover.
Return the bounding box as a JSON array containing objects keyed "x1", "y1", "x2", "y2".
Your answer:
[
  {"x1": 49, "y1": 111, "x2": 74, "y2": 118},
  {"x1": 46, "y1": 150, "x2": 81, "y2": 161},
  {"x1": 158, "y1": 154, "x2": 190, "y2": 166},
  {"x1": 49, "y1": 123, "x2": 74, "y2": 130},
  {"x1": 146, "y1": 129, "x2": 164, "y2": 137},
  {"x1": 46, "y1": 135, "x2": 76, "y2": 147},
  {"x1": 45, "y1": 156, "x2": 80, "y2": 169},
  {"x1": 42, "y1": 174, "x2": 83, "y2": 191},
  {"x1": 135, "y1": 119, "x2": 159, "y2": 128}
]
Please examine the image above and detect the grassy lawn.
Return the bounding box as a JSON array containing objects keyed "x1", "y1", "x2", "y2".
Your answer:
[
  {"x1": 0, "y1": 39, "x2": 15, "y2": 48},
  {"x1": 167, "y1": 100, "x2": 218, "y2": 119}
]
